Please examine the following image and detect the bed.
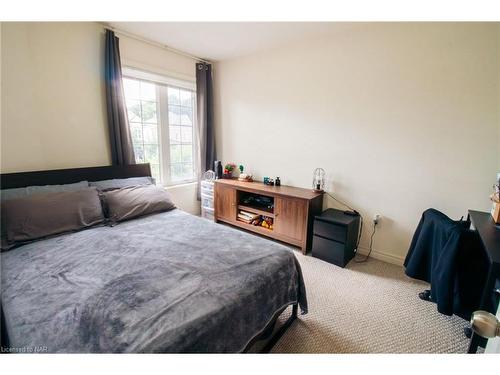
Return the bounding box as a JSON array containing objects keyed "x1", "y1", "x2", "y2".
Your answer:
[{"x1": 0, "y1": 164, "x2": 307, "y2": 353}]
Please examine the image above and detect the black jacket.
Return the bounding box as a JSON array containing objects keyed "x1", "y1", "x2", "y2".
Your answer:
[{"x1": 404, "y1": 208, "x2": 489, "y2": 319}]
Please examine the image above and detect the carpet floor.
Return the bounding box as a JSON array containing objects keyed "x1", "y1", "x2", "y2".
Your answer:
[{"x1": 271, "y1": 252, "x2": 470, "y2": 353}]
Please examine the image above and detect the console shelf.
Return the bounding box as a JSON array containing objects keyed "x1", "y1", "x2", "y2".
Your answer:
[
  {"x1": 235, "y1": 218, "x2": 274, "y2": 235},
  {"x1": 237, "y1": 204, "x2": 274, "y2": 218},
  {"x1": 214, "y1": 179, "x2": 323, "y2": 253}
]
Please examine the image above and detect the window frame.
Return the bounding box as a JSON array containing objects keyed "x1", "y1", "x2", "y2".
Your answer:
[{"x1": 122, "y1": 67, "x2": 198, "y2": 187}]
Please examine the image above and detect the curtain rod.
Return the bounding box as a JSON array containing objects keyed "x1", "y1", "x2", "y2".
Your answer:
[{"x1": 103, "y1": 25, "x2": 212, "y2": 65}]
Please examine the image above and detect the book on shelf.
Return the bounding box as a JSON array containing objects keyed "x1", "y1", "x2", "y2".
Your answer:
[
  {"x1": 237, "y1": 214, "x2": 255, "y2": 223},
  {"x1": 238, "y1": 210, "x2": 260, "y2": 221}
]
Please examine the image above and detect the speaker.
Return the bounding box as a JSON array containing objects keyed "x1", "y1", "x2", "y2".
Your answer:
[{"x1": 214, "y1": 160, "x2": 223, "y2": 179}]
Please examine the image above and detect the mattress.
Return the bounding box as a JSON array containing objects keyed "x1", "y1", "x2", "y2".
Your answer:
[{"x1": 0, "y1": 209, "x2": 307, "y2": 353}]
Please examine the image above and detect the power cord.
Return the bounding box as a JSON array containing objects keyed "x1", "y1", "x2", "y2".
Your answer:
[
  {"x1": 354, "y1": 221, "x2": 377, "y2": 263},
  {"x1": 324, "y1": 191, "x2": 357, "y2": 213},
  {"x1": 356, "y1": 215, "x2": 363, "y2": 251}
]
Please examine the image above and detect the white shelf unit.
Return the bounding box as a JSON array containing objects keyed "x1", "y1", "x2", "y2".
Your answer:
[{"x1": 201, "y1": 180, "x2": 214, "y2": 220}]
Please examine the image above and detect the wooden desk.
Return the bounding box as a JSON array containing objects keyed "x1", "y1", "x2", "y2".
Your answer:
[{"x1": 467, "y1": 210, "x2": 500, "y2": 353}]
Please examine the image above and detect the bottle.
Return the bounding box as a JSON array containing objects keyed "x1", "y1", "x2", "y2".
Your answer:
[
  {"x1": 214, "y1": 161, "x2": 222, "y2": 179},
  {"x1": 275, "y1": 177, "x2": 281, "y2": 186}
]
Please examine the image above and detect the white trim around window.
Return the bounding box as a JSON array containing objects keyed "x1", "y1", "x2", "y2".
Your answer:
[
  {"x1": 122, "y1": 65, "x2": 196, "y2": 91},
  {"x1": 122, "y1": 67, "x2": 198, "y2": 187}
]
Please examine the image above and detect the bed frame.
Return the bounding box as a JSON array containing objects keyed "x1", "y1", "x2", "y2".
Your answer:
[
  {"x1": 0, "y1": 163, "x2": 298, "y2": 353},
  {"x1": 242, "y1": 304, "x2": 298, "y2": 353},
  {"x1": 0, "y1": 163, "x2": 152, "y2": 189}
]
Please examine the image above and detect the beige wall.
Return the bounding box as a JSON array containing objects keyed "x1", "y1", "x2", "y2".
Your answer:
[
  {"x1": 1, "y1": 22, "x2": 199, "y2": 214},
  {"x1": 214, "y1": 23, "x2": 500, "y2": 264},
  {"x1": 1, "y1": 23, "x2": 3, "y2": 170},
  {"x1": 497, "y1": 22, "x2": 500, "y2": 173},
  {"x1": 119, "y1": 34, "x2": 195, "y2": 82},
  {"x1": 2, "y1": 22, "x2": 498, "y2": 233},
  {"x1": 1, "y1": 22, "x2": 110, "y2": 172}
]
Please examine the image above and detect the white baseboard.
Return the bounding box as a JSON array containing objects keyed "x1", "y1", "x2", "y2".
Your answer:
[{"x1": 356, "y1": 245, "x2": 405, "y2": 266}]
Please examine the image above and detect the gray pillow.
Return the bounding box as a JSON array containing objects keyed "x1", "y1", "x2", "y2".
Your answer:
[
  {"x1": 1, "y1": 180, "x2": 89, "y2": 201},
  {"x1": 1, "y1": 187, "x2": 104, "y2": 244},
  {"x1": 103, "y1": 185, "x2": 175, "y2": 222},
  {"x1": 89, "y1": 177, "x2": 155, "y2": 191}
]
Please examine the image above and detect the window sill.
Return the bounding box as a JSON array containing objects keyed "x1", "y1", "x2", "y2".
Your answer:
[{"x1": 164, "y1": 181, "x2": 197, "y2": 190}]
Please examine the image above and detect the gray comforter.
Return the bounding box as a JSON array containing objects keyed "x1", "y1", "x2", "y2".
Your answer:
[{"x1": 1, "y1": 210, "x2": 307, "y2": 353}]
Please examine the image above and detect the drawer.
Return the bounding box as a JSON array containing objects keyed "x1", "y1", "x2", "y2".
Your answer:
[
  {"x1": 201, "y1": 187, "x2": 214, "y2": 197},
  {"x1": 312, "y1": 235, "x2": 352, "y2": 267},
  {"x1": 313, "y1": 219, "x2": 347, "y2": 243},
  {"x1": 201, "y1": 198, "x2": 214, "y2": 209},
  {"x1": 201, "y1": 192, "x2": 213, "y2": 200},
  {"x1": 201, "y1": 181, "x2": 214, "y2": 191},
  {"x1": 201, "y1": 207, "x2": 214, "y2": 221}
]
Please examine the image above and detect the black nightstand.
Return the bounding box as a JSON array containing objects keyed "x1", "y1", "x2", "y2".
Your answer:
[{"x1": 312, "y1": 208, "x2": 361, "y2": 267}]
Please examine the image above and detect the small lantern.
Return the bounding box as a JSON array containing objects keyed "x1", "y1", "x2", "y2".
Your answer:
[{"x1": 312, "y1": 168, "x2": 325, "y2": 192}]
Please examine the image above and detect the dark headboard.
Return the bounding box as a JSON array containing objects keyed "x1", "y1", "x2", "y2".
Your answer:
[{"x1": 0, "y1": 164, "x2": 151, "y2": 190}]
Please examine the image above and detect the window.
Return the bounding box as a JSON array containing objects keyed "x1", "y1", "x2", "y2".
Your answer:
[
  {"x1": 123, "y1": 79, "x2": 161, "y2": 180},
  {"x1": 167, "y1": 87, "x2": 196, "y2": 182},
  {"x1": 122, "y1": 69, "x2": 197, "y2": 185}
]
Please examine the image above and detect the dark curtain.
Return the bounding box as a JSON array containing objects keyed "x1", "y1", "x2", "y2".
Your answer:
[
  {"x1": 196, "y1": 63, "x2": 216, "y2": 174},
  {"x1": 105, "y1": 29, "x2": 135, "y2": 165}
]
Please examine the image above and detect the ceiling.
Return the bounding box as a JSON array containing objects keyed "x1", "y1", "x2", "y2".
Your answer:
[{"x1": 107, "y1": 22, "x2": 356, "y2": 61}]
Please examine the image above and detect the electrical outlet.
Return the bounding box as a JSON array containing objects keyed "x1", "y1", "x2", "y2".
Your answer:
[{"x1": 373, "y1": 214, "x2": 381, "y2": 225}]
